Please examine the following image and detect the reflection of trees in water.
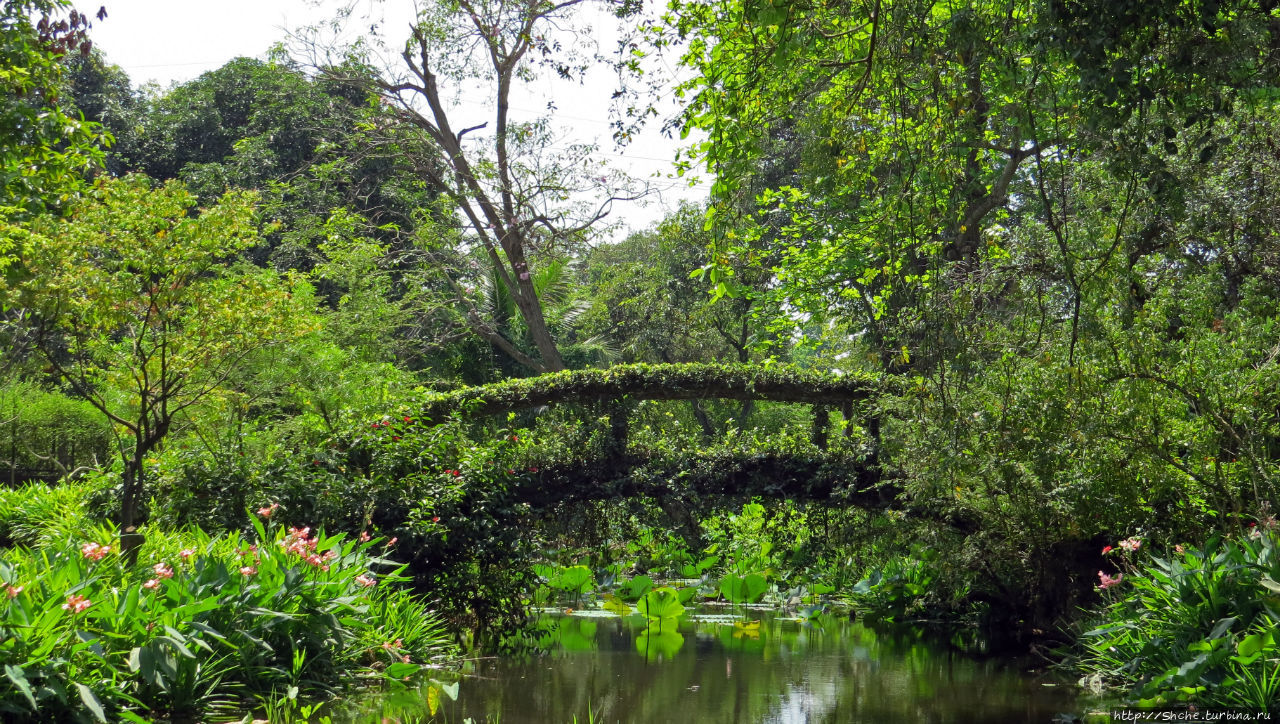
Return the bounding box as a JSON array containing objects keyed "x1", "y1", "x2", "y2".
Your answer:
[{"x1": 439, "y1": 612, "x2": 1076, "y2": 723}]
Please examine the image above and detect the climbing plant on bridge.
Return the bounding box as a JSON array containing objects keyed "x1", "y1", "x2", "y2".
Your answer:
[{"x1": 416, "y1": 362, "x2": 885, "y2": 424}]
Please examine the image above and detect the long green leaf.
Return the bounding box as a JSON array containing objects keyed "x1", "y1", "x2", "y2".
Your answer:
[
  {"x1": 4, "y1": 664, "x2": 37, "y2": 710},
  {"x1": 75, "y1": 683, "x2": 108, "y2": 723}
]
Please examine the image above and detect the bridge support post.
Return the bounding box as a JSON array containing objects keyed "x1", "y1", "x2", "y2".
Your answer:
[
  {"x1": 811, "y1": 404, "x2": 830, "y2": 449},
  {"x1": 604, "y1": 398, "x2": 630, "y2": 463}
]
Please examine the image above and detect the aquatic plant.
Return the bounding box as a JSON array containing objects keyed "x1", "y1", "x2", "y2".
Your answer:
[
  {"x1": 719, "y1": 572, "x2": 769, "y2": 604},
  {"x1": 1077, "y1": 528, "x2": 1280, "y2": 709}
]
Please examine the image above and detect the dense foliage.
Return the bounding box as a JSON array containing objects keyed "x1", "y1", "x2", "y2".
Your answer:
[
  {"x1": 2, "y1": 0, "x2": 1280, "y2": 717},
  {"x1": 1079, "y1": 526, "x2": 1280, "y2": 708},
  {"x1": 0, "y1": 482, "x2": 455, "y2": 722}
]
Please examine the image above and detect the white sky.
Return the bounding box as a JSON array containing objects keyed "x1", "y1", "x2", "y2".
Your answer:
[{"x1": 84, "y1": 0, "x2": 708, "y2": 236}]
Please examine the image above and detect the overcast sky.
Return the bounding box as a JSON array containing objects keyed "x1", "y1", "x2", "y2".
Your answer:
[{"x1": 84, "y1": 0, "x2": 707, "y2": 236}]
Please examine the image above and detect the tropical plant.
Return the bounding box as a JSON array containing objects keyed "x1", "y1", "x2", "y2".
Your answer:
[
  {"x1": 1078, "y1": 527, "x2": 1280, "y2": 709},
  {"x1": 0, "y1": 507, "x2": 455, "y2": 722},
  {"x1": 719, "y1": 572, "x2": 768, "y2": 604}
]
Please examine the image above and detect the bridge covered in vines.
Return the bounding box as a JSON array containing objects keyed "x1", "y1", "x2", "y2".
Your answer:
[{"x1": 414, "y1": 363, "x2": 899, "y2": 513}]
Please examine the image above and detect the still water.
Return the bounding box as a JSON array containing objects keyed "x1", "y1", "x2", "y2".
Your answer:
[{"x1": 346, "y1": 607, "x2": 1084, "y2": 723}]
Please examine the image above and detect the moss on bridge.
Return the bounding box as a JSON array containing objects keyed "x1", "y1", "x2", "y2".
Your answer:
[{"x1": 419, "y1": 363, "x2": 884, "y2": 423}]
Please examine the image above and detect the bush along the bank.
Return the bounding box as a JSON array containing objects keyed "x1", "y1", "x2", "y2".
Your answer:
[
  {"x1": 0, "y1": 511, "x2": 455, "y2": 723},
  {"x1": 1077, "y1": 524, "x2": 1280, "y2": 710}
]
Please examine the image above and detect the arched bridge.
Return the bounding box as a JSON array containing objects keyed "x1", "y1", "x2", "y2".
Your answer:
[{"x1": 415, "y1": 363, "x2": 897, "y2": 512}]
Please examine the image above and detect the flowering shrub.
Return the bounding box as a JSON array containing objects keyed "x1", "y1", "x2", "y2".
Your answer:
[
  {"x1": 0, "y1": 513, "x2": 454, "y2": 722},
  {"x1": 1077, "y1": 525, "x2": 1280, "y2": 709}
]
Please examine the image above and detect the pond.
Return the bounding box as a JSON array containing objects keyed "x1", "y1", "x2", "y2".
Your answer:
[{"x1": 340, "y1": 606, "x2": 1088, "y2": 723}]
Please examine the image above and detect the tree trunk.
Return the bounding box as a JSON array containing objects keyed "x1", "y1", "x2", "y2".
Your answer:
[{"x1": 507, "y1": 246, "x2": 565, "y2": 372}]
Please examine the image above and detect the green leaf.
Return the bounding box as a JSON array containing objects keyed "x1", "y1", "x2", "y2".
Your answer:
[
  {"x1": 75, "y1": 683, "x2": 108, "y2": 723},
  {"x1": 5, "y1": 664, "x2": 37, "y2": 710},
  {"x1": 549, "y1": 565, "x2": 593, "y2": 593},
  {"x1": 602, "y1": 596, "x2": 632, "y2": 616},
  {"x1": 1209, "y1": 617, "x2": 1236, "y2": 639},
  {"x1": 1237, "y1": 632, "x2": 1273, "y2": 658},
  {"x1": 720, "y1": 573, "x2": 746, "y2": 602},
  {"x1": 622, "y1": 575, "x2": 654, "y2": 600},
  {"x1": 722, "y1": 573, "x2": 769, "y2": 603},
  {"x1": 385, "y1": 661, "x2": 419, "y2": 678},
  {"x1": 638, "y1": 586, "x2": 686, "y2": 620},
  {"x1": 159, "y1": 636, "x2": 196, "y2": 659}
]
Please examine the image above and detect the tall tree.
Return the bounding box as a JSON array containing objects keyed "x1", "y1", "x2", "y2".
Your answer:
[{"x1": 317, "y1": 0, "x2": 644, "y2": 373}]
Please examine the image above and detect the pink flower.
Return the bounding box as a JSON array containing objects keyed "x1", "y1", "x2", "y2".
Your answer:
[
  {"x1": 401, "y1": 654, "x2": 411, "y2": 663},
  {"x1": 359, "y1": 531, "x2": 371, "y2": 542},
  {"x1": 386, "y1": 537, "x2": 398, "y2": 547},
  {"x1": 143, "y1": 579, "x2": 160, "y2": 590},
  {"x1": 80, "y1": 542, "x2": 110, "y2": 561},
  {"x1": 1119, "y1": 537, "x2": 1142, "y2": 553},
  {"x1": 239, "y1": 565, "x2": 257, "y2": 576},
  {"x1": 382, "y1": 638, "x2": 403, "y2": 651},
  {"x1": 178, "y1": 548, "x2": 196, "y2": 561},
  {"x1": 258, "y1": 502, "x2": 280, "y2": 518},
  {"x1": 1097, "y1": 571, "x2": 1123, "y2": 590},
  {"x1": 281, "y1": 528, "x2": 318, "y2": 557},
  {"x1": 62, "y1": 594, "x2": 91, "y2": 614},
  {"x1": 152, "y1": 562, "x2": 173, "y2": 579},
  {"x1": 5, "y1": 585, "x2": 23, "y2": 599},
  {"x1": 355, "y1": 574, "x2": 376, "y2": 588}
]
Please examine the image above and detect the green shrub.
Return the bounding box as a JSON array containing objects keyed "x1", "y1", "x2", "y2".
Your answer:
[
  {"x1": 1077, "y1": 527, "x2": 1280, "y2": 710},
  {"x1": 0, "y1": 476, "x2": 113, "y2": 548},
  {"x1": 0, "y1": 513, "x2": 455, "y2": 722},
  {"x1": 0, "y1": 381, "x2": 111, "y2": 483}
]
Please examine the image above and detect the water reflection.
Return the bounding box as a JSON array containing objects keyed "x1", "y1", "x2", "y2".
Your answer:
[{"x1": 345, "y1": 607, "x2": 1082, "y2": 723}]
